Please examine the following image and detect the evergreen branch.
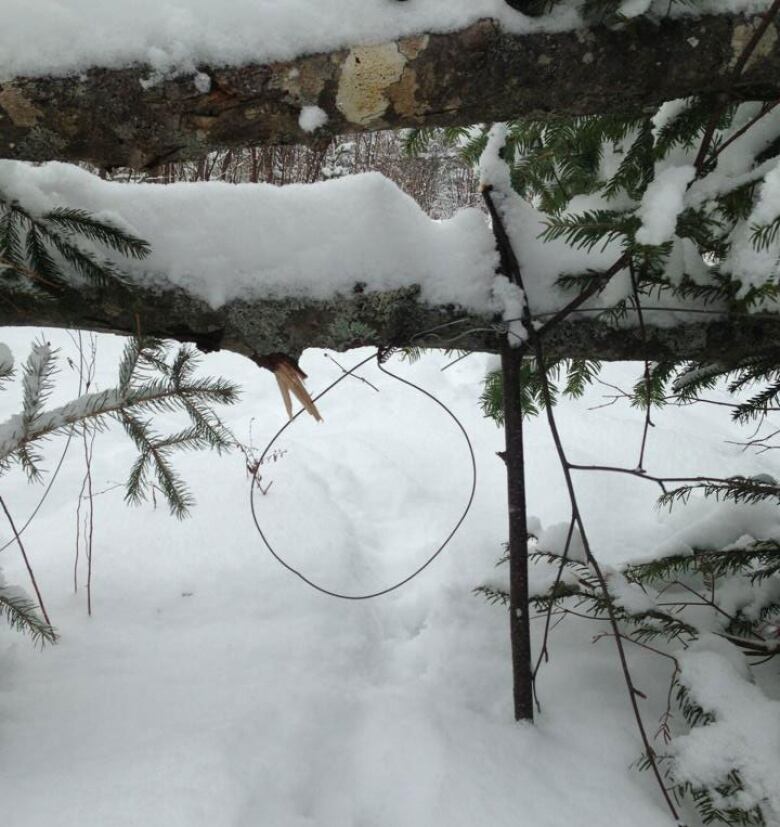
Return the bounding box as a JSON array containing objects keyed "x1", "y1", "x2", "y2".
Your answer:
[
  {"x1": 603, "y1": 122, "x2": 654, "y2": 201},
  {"x1": 402, "y1": 127, "x2": 438, "y2": 157},
  {"x1": 36, "y1": 223, "x2": 128, "y2": 289},
  {"x1": 118, "y1": 411, "x2": 194, "y2": 517},
  {"x1": 631, "y1": 361, "x2": 677, "y2": 410},
  {"x1": 44, "y1": 208, "x2": 151, "y2": 259},
  {"x1": 540, "y1": 209, "x2": 639, "y2": 252},
  {"x1": 564, "y1": 359, "x2": 601, "y2": 399},
  {"x1": 125, "y1": 450, "x2": 152, "y2": 507},
  {"x1": 0, "y1": 584, "x2": 57, "y2": 645},
  {"x1": 732, "y1": 380, "x2": 780, "y2": 421},
  {"x1": 750, "y1": 215, "x2": 780, "y2": 251},
  {"x1": 0, "y1": 356, "x2": 238, "y2": 471},
  {"x1": 118, "y1": 336, "x2": 148, "y2": 392},
  {"x1": 0, "y1": 199, "x2": 151, "y2": 296},
  {"x1": 25, "y1": 225, "x2": 67, "y2": 289},
  {"x1": 473, "y1": 584, "x2": 510, "y2": 606},
  {"x1": 0, "y1": 203, "x2": 27, "y2": 273},
  {"x1": 658, "y1": 477, "x2": 780, "y2": 508},
  {"x1": 21, "y1": 339, "x2": 58, "y2": 432}
]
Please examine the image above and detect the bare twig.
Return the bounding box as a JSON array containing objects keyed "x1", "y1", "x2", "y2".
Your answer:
[
  {"x1": 712, "y1": 99, "x2": 780, "y2": 161},
  {"x1": 0, "y1": 494, "x2": 52, "y2": 626},
  {"x1": 694, "y1": 0, "x2": 780, "y2": 175},
  {"x1": 532, "y1": 345, "x2": 680, "y2": 821},
  {"x1": 324, "y1": 353, "x2": 380, "y2": 392},
  {"x1": 536, "y1": 253, "x2": 629, "y2": 338},
  {"x1": 629, "y1": 263, "x2": 654, "y2": 471},
  {"x1": 73, "y1": 331, "x2": 98, "y2": 613},
  {"x1": 531, "y1": 513, "x2": 576, "y2": 711},
  {"x1": 82, "y1": 425, "x2": 96, "y2": 616}
]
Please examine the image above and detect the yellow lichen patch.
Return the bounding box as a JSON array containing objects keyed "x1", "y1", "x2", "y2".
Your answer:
[
  {"x1": 336, "y1": 43, "x2": 407, "y2": 126},
  {"x1": 730, "y1": 20, "x2": 778, "y2": 72},
  {"x1": 0, "y1": 85, "x2": 42, "y2": 128}
]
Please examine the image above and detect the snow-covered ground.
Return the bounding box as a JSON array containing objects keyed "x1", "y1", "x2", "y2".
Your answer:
[{"x1": 0, "y1": 328, "x2": 778, "y2": 826}]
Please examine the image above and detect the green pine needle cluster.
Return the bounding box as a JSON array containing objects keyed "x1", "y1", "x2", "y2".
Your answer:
[
  {"x1": 409, "y1": 100, "x2": 780, "y2": 319},
  {"x1": 0, "y1": 580, "x2": 57, "y2": 645},
  {"x1": 479, "y1": 357, "x2": 600, "y2": 422},
  {"x1": 479, "y1": 526, "x2": 780, "y2": 825},
  {"x1": 0, "y1": 335, "x2": 239, "y2": 647},
  {"x1": 478, "y1": 103, "x2": 779, "y2": 312},
  {"x1": 423, "y1": 101, "x2": 780, "y2": 488},
  {"x1": 0, "y1": 336, "x2": 239, "y2": 517},
  {"x1": 0, "y1": 197, "x2": 150, "y2": 295},
  {"x1": 0, "y1": 201, "x2": 242, "y2": 646}
]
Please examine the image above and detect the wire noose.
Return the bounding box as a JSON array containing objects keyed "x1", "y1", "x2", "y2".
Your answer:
[{"x1": 249, "y1": 350, "x2": 477, "y2": 600}]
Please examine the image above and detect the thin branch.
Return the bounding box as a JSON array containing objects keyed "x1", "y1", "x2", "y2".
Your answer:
[
  {"x1": 536, "y1": 253, "x2": 630, "y2": 338},
  {"x1": 732, "y1": 0, "x2": 780, "y2": 78},
  {"x1": 0, "y1": 494, "x2": 52, "y2": 626},
  {"x1": 485, "y1": 183, "x2": 680, "y2": 821},
  {"x1": 82, "y1": 425, "x2": 96, "y2": 616},
  {"x1": 712, "y1": 98, "x2": 780, "y2": 160},
  {"x1": 630, "y1": 262, "x2": 654, "y2": 471},
  {"x1": 323, "y1": 353, "x2": 380, "y2": 392},
  {"x1": 694, "y1": 0, "x2": 780, "y2": 174},
  {"x1": 531, "y1": 513, "x2": 577, "y2": 711},
  {"x1": 532, "y1": 343, "x2": 680, "y2": 821}
]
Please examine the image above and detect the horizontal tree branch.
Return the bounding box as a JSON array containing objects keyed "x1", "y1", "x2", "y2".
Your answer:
[
  {"x1": 3, "y1": 277, "x2": 779, "y2": 365},
  {"x1": 2, "y1": 13, "x2": 780, "y2": 168}
]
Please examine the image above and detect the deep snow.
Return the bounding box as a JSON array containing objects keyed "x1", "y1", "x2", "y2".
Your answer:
[{"x1": 0, "y1": 328, "x2": 778, "y2": 826}]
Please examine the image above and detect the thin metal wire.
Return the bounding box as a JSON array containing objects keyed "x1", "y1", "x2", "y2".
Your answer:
[{"x1": 249, "y1": 350, "x2": 477, "y2": 600}]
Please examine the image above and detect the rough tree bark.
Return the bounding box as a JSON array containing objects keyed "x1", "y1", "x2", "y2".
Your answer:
[
  {"x1": 4, "y1": 276, "x2": 780, "y2": 363},
  {"x1": 3, "y1": 10, "x2": 780, "y2": 361},
  {"x1": 2, "y1": 13, "x2": 779, "y2": 169}
]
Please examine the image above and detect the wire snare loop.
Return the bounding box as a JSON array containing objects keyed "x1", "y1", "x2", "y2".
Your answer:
[{"x1": 249, "y1": 350, "x2": 477, "y2": 600}]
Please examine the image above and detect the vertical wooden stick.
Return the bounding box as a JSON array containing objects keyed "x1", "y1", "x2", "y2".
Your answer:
[
  {"x1": 483, "y1": 185, "x2": 534, "y2": 722},
  {"x1": 501, "y1": 341, "x2": 535, "y2": 722}
]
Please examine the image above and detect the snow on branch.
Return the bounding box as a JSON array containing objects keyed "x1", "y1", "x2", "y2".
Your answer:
[
  {"x1": 0, "y1": 160, "x2": 777, "y2": 365},
  {"x1": 1, "y1": 12, "x2": 780, "y2": 168}
]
